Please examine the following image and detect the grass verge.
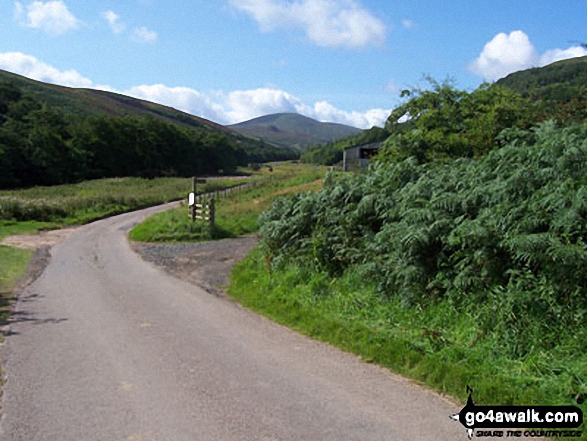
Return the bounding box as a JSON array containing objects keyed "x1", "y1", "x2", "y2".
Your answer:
[
  {"x1": 0, "y1": 245, "x2": 33, "y2": 342},
  {"x1": 229, "y1": 250, "x2": 587, "y2": 439},
  {"x1": 129, "y1": 163, "x2": 326, "y2": 242}
]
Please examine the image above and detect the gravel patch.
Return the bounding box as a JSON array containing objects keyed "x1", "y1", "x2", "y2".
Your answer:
[
  {"x1": 0, "y1": 227, "x2": 79, "y2": 250},
  {"x1": 130, "y1": 236, "x2": 259, "y2": 297}
]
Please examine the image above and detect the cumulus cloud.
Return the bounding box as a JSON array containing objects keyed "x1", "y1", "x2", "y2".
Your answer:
[
  {"x1": 0, "y1": 52, "x2": 93, "y2": 87},
  {"x1": 132, "y1": 26, "x2": 158, "y2": 43},
  {"x1": 125, "y1": 84, "x2": 227, "y2": 123},
  {"x1": 102, "y1": 10, "x2": 125, "y2": 34},
  {"x1": 229, "y1": 0, "x2": 386, "y2": 49},
  {"x1": 220, "y1": 87, "x2": 390, "y2": 127},
  {"x1": 122, "y1": 84, "x2": 390, "y2": 128},
  {"x1": 539, "y1": 46, "x2": 587, "y2": 66},
  {"x1": 469, "y1": 30, "x2": 587, "y2": 81},
  {"x1": 305, "y1": 101, "x2": 390, "y2": 128},
  {"x1": 14, "y1": 0, "x2": 80, "y2": 35},
  {"x1": 0, "y1": 52, "x2": 390, "y2": 128},
  {"x1": 223, "y1": 88, "x2": 301, "y2": 122}
]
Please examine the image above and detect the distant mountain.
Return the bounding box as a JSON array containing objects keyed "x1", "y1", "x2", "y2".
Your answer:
[
  {"x1": 0, "y1": 69, "x2": 296, "y2": 159},
  {"x1": 228, "y1": 113, "x2": 362, "y2": 151},
  {"x1": 496, "y1": 56, "x2": 587, "y2": 102}
]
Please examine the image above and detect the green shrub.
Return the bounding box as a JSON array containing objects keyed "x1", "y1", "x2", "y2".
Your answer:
[{"x1": 260, "y1": 121, "x2": 587, "y2": 356}]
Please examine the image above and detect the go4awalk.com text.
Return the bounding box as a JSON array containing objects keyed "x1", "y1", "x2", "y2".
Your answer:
[{"x1": 450, "y1": 387, "x2": 583, "y2": 439}]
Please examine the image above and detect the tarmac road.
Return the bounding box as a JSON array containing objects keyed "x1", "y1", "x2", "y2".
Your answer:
[{"x1": 0, "y1": 202, "x2": 464, "y2": 441}]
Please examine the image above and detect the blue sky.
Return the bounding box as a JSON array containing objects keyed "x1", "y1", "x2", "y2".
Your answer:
[{"x1": 0, "y1": 0, "x2": 585, "y2": 128}]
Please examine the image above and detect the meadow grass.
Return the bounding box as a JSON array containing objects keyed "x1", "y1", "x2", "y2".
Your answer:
[
  {"x1": 129, "y1": 163, "x2": 326, "y2": 242},
  {"x1": 0, "y1": 176, "x2": 254, "y2": 227}
]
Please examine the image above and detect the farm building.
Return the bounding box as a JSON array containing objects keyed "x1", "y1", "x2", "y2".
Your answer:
[{"x1": 342, "y1": 142, "x2": 382, "y2": 172}]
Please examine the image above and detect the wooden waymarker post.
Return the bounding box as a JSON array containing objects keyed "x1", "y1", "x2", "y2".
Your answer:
[
  {"x1": 188, "y1": 177, "x2": 214, "y2": 226},
  {"x1": 188, "y1": 192, "x2": 196, "y2": 221},
  {"x1": 190, "y1": 199, "x2": 215, "y2": 225},
  {"x1": 193, "y1": 176, "x2": 207, "y2": 198}
]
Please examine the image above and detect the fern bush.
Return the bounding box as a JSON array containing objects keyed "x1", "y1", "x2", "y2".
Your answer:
[{"x1": 259, "y1": 121, "x2": 587, "y2": 355}]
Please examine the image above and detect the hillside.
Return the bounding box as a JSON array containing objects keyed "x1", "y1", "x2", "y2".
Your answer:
[
  {"x1": 0, "y1": 71, "x2": 297, "y2": 188},
  {"x1": 0, "y1": 69, "x2": 295, "y2": 160},
  {"x1": 228, "y1": 113, "x2": 361, "y2": 151},
  {"x1": 495, "y1": 56, "x2": 587, "y2": 105}
]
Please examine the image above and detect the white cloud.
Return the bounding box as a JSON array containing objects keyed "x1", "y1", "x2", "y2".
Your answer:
[
  {"x1": 401, "y1": 19, "x2": 414, "y2": 29},
  {"x1": 122, "y1": 84, "x2": 390, "y2": 128},
  {"x1": 14, "y1": 2, "x2": 25, "y2": 20},
  {"x1": 103, "y1": 10, "x2": 125, "y2": 34},
  {"x1": 132, "y1": 26, "x2": 158, "y2": 43},
  {"x1": 540, "y1": 46, "x2": 587, "y2": 66},
  {"x1": 125, "y1": 84, "x2": 227, "y2": 123},
  {"x1": 224, "y1": 88, "x2": 300, "y2": 122},
  {"x1": 0, "y1": 52, "x2": 390, "y2": 128},
  {"x1": 305, "y1": 101, "x2": 390, "y2": 128},
  {"x1": 229, "y1": 0, "x2": 386, "y2": 49},
  {"x1": 469, "y1": 30, "x2": 587, "y2": 82},
  {"x1": 14, "y1": 0, "x2": 80, "y2": 35},
  {"x1": 0, "y1": 52, "x2": 93, "y2": 87},
  {"x1": 221, "y1": 87, "x2": 390, "y2": 127}
]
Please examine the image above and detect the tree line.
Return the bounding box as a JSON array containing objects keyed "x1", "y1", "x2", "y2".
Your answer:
[
  {"x1": 302, "y1": 63, "x2": 587, "y2": 166},
  {"x1": 0, "y1": 82, "x2": 296, "y2": 189}
]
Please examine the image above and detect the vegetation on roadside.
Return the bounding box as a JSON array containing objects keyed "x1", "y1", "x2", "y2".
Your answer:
[
  {"x1": 229, "y1": 61, "x2": 587, "y2": 440},
  {"x1": 0, "y1": 245, "x2": 32, "y2": 342},
  {"x1": 129, "y1": 163, "x2": 325, "y2": 242},
  {"x1": 231, "y1": 122, "x2": 587, "y2": 437}
]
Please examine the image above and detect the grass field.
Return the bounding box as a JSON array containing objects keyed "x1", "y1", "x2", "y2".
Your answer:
[
  {"x1": 129, "y1": 163, "x2": 326, "y2": 242},
  {"x1": 0, "y1": 176, "x2": 254, "y2": 227}
]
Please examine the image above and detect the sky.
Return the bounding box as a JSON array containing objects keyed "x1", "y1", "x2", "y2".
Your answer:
[{"x1": 0, "y1": 0, "x2": 585, "y2": 129}]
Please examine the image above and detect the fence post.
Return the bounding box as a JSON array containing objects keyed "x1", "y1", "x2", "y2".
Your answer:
[
  {"x1": 209, "y1": 198, "x2": 215, "y2": 227},
  {"x1": 190, "y1": 177, "x2": 196, "y2": 222}
]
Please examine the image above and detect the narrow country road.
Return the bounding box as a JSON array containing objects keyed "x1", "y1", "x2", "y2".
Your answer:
[{"x1": 0, "y1": 203, "x2": 464, "y2": 441}]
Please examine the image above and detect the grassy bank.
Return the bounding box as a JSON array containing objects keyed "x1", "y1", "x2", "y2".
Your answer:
[
  {"x1": 229, "y1": 250, "x2": 587, "y2": 438},
  {"x1": 129, "y1": 163, "x2": 326, "y2": 242}
]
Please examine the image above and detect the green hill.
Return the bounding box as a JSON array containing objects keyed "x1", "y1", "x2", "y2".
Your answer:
[
  {"x1": 0, "y1": 70, "x2": 297, "y2": 188},
  {"x1": 495, "y1": 56, "x2": 587, "y2": 107},
  {"x1": 228, "y1": 113, "x2": 361, "y2": 151},
  {"x1": 303, "y1": 58, "x2": 587, "y2": 166},
  {"x1": 0, "y1": 69, "x2": 296, "y2": 159}
]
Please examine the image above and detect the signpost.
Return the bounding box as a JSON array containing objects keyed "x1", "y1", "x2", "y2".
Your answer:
[
  {"x1": 189, "y1": 176, "x2": 214, "y2": 226},
  {"x1": 193, "y1": 177, "x2": 207, "y2": 196}
]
